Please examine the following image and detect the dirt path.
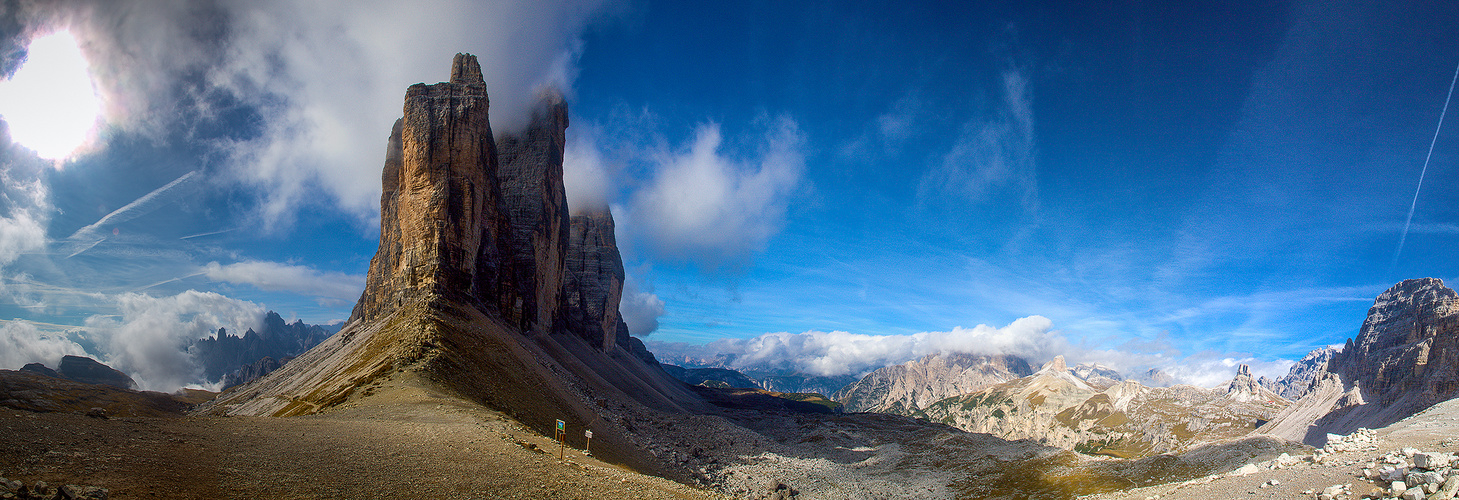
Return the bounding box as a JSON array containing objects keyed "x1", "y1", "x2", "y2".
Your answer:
[{"x1": 0, "y1": 377, "x2": 725, "y2": 499}]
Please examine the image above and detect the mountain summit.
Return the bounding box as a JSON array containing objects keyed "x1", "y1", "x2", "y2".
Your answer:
[
  {"x1": 205, "y1": 54, "x2": 702, "y2": 472},
  {"x1": 1261, "y1": 278, "x2": 1459, "y2": 445}
]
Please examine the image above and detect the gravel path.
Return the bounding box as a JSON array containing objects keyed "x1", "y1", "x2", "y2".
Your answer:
[{"x1": 0, "y1": 376, "x2": 724, "y2": 499}]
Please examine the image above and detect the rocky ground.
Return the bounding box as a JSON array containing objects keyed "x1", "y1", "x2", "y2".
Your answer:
[
  {"x1": 0, "y1": 373, "x2": 723, "y2": 500},
  {"x1": 1084, "y1": 396, "x2": 1459, "y2": 500}
]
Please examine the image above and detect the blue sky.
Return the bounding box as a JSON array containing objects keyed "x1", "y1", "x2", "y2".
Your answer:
[{"x1": 1, "y1": 0, "x2": 1456, "y2": 389}]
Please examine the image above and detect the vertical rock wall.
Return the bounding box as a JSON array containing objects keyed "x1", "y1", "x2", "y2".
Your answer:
[
  {"x1": 349, "y1": 53, "x2": 634, "y2": 355},
  {"x1": 562, "y1": 210, "x2": 626, "y2": 350},
  {"x1": 492, "y1": 92, "x2": 570, "y2": 335},
  {"x1": 353, "y1": 53, "x2": 501, "y2": 322}
]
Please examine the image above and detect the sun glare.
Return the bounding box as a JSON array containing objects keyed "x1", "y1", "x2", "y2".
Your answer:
[{"x1": 0, "y1": 31, "x2": 102, "y2": 162}]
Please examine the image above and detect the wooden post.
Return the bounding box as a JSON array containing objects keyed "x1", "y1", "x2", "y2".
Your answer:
[
  {"x1": 584, "y1": 429, "x2": 593, "y2": 456},
  {"x1": 556, "y1": 419, "x2": 566, "y2": 460}
]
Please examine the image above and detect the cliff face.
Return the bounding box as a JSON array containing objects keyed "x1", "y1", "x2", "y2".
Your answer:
[
  {"x1": 352, "y1": 53, "x2": 501, "y2": 322},
  {"x1": 1260, "y1": 278, "x2": 1459, "y2": 445},
  {"x1": 1262, "y1": 345, "x2": 1339, "y2": 400},
  {"x1": 493, "y1": 92, "x2": 570, "y2": 335},
  {"x1": 562, "y1": 210, "x2": 625, "y2": 350}
]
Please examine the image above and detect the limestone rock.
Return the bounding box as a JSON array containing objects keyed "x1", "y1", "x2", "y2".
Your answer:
[
  {"x1": 1224, "y1": 363, "x2": 1286, "y2": 403},
  {"x1": 1070, "y1": 363, "x2": 1124, "y2": 389},
  {"x1": 561, "y1": 210, "x2": 624, "y2": 350},
  {"x1": 493, "y1": 90, "x2": 570, "y2": 335},
  {"x1": 1263, "y1": 345, "x2": 1340, "y2": 400},
  {"x1": 352, "y1": 53, "x2": 501, "y2": 322},
  {"x1": 18, "y1": 362, "x2": 59, "y2": 378},
  {"x1": 1261, "y1": 278, "x2": 1459, "y2": 444}
]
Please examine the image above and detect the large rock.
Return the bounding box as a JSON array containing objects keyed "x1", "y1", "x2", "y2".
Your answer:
[
  {"x1": 207, "y1": 55, "x2": 706, "y2": 477},
  {"x1": 1261, "y1": 278, "x2": 1459, "y2": 445},
  {"x1": 1263, "y1": 345, "x2": 1340, "y2": 400},
  {"x1": 561, "y1": 210, "x2": 624, "y2": 350},
  {"x1": 352, "y1": 53, "x2": 502, "y2": 322},
  {"x1": 493, "y1": 91, "x2": 570, "y2": 336},
  {"x1": 56, "y1": 355, "x2": 134, "y2": 389},
  {"x1": 1224, "y1": 363, "x2": 1285, "y2": 403}
]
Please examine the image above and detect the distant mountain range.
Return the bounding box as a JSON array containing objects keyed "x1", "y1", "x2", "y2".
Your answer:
[{"x1": 190, "y1": 311, "x2": 339, "y2": 387}]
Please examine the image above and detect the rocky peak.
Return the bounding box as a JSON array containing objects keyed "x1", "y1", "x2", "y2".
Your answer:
[
  {"x1": 352, "y1": 52, "x2": 500, "y2": 323},
  {"x1": 1223, "y1": 363, "x2": 1277, "y2": 403},
  {"x1": 1351, "y1": 278, "x2": 1457, "y2": 360},
  {"x1": 1328, "y1": 278, "x2": 1459, "y2": 408},
  {"x1": 1264, "y1": 344, "x2": 1340, "y2": 400},
  {"x1": 561, "y1": 208, "x2": 625, "y2": 350},
  {"x1": 1070, "y1": 363, "x2": 1124, "y2": 389},
  {"x1": 492, "y1": 90, "x2": 571, "y2": 335},
  {"x1": 450, "y1": 52, "x2": 483, "y2": 84},
  {"x1": 833, "y1": 352, "x2": 1034, "y2": 413},
  {"x1": 1040, "y1": 355, "x2": 1068, "y2": 374},
  {"x1": 1261, "y1": 278, "x2": 1459, "y2": 444}
]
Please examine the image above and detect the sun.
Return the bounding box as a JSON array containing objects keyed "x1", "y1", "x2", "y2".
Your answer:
[{"x1": 0, "y1": 30, "x2": 103, "y2": 163}]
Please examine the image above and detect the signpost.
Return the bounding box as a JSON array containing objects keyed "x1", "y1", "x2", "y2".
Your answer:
[
  {"x1": 555, "y1": 419, "x2": 566, "y2": 460},
  {"x1": 584, "y1": 429, "x2": 593, "y2": 456}
]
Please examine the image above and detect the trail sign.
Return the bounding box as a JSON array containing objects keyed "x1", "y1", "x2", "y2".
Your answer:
[
  {"x1": 584, "y1": 429, "x2": 593, "y2": 456},
  {"x1": 556, "y1": 419, "x2": 565, "y2": 432}
]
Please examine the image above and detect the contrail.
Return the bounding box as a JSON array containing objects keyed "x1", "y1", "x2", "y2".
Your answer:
[
  {"x1": 1392, "y1": 59, "x2": 1459, "y2": 270},
  {"x1": 63, "y1": 170, "x2": 199, "y2": 258}
]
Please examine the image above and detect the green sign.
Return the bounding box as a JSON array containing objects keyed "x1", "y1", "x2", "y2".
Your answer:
[{"x1": 556, "y1": 419, "x2": 565, "y2": 432}]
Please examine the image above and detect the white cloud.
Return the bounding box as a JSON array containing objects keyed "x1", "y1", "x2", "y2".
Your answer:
[
  {"x1": 84, "y1": 290, "x2": 264, "y2": 391},
  {"x1": 24, "y1": 0, "x2": 609, "y2": 225},
  {"x1": 563, "y1": 124, "x2": 614, "y2": 214},
  {"x1": 619, "y1": 277, "x2": 664, "y2": 337},
  {"x1": 203, "y1": 260, "x2": 365, "y2": 302},
  {"x1": 0, "y1": 320, "x2": 87, "y2": 369},
  {"x1": 627, "y1": 116, "x2": 805, "y2": 263},
  {"x1": 919, "y1": 70, "x2": 1037, "y2": 209},
  {"x1": 672, "y1": 316, "x2": 1063, "y2": 377}
]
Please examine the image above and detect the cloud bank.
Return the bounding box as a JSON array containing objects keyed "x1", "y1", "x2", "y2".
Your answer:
[
  {"x1": 83, "y1": 290, "x2": 264, "y2": 391},
  {"x1": 0, "y1": 320, "x2": 86, "y2": 369},
  {"x1": 17, "y1": 0, "x2": 609, "y2": 224},
  {"x1": 618, "y1": 277, "x2": 664, "y2": 337},
  {"x1": 656, "y1": 316, "x2": 1062, "y2": 377},
  {"x1": 649, "y1": 314, "x2": 1297, "y2": 387}
]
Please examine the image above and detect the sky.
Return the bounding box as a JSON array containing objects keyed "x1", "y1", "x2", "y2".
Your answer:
[{"x1": 1, "y1": 0, "x2": 1457, "y2": 390}]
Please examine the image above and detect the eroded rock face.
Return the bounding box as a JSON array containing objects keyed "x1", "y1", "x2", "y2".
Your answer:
[
  {"x1": 1263, "y1": 345, "x2": 1340, "y2": 400},
  {"x1": 351, "y1": 54, "x2": 583, "y2": 339},
  {"x1": 493, "y1": 91, "x2": 570, "y2": 335},
  {"x1": 353, "y1": 53, "x2": 501, "y2": 322},
  {"x1": 561, "y1": 210, "x2": 625, "y2": 350},
  {"x1": 1330, "y1": 277, "x2": 1459, "y2": 405},
  {"x1": 1261, "y1": 278, "x2": 1459, "y2": 445}
]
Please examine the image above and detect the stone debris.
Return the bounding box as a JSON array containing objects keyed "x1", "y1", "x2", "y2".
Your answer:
[
  {"x1": 1324, "y1": 428, "x2": 1377, "y2": 453},
  {"x1": 1341, "y1": 444, "x2": 1459, "y2": 500},
  {"x1": 0, "y1": 477, "x2": 108, "y2": 500}
]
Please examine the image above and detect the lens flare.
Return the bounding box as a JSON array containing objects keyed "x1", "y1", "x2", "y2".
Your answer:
[{"x1": 0, "y1": 31, "x2": 103, "y2": 162}]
